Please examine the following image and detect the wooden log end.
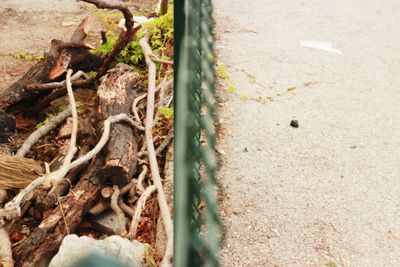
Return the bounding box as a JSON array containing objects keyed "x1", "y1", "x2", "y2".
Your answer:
[
  {"x1": 101, "y1": 186, "x2": 113, "y2": 199},
  {"x1": 99, "y1": 164, "x2": 130, "y2": 186}
]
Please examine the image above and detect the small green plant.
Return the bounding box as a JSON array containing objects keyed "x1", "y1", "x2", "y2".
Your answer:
[
  {"x1": 92, "y1": 3, "x2": 174, "y2": 74},
  {"x1": 14, "y1": 51, "x2": 44, "y2": 62},
  {"x1": 240, "y1": 95, "x2": 249, "y2": 101},
  {"x1": 217, "y1": 62, "x2": 240, "y2": 94},
  {"x1": 143, "y1": 4, "x2": 174, "y2": 58},
  {"x1": 145, "y1": 245, "x2": 157, "y2": 267},
  {"x1": 76, "y1": 101, "x2": 85, "y2": 114},
  {"x1": 158, "y1": 106, "x2": 173, "y2": 119},
  {"x1": 93, "y1": 31, "x2": 118, "y2": 57},
  {"x1": 35, "y1": 116, "x2": 52, "y2": 129},
  {"x1": 14, "y1": 51, "x2": 32, "y2": 61},
  {"x1": 35, "y1": 55, "x2": 45, "y2": 61},
  {"x1": 217, "y1": 64, "x2": 229, "y2": 80},
  {"x1": 227, "y1": 85, "x2": 237, "y2": 93},
  {"x1": 325, "y1": 261, "x2": 338, "y2": 267}
]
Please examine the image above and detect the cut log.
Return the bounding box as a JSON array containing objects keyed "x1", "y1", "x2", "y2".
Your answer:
[
  {"x1": 0, "y1": 16, "x2": 101, "y2": 112},
  {"x1": 0, "y1": 60, "x2": 46, "y2": 111},
  {"x1": 12, "y1": 157, "x2": 106, "y2": 267},
  {"x1": 34, "y1": 145, "x2": 90, "y2": 212},
  {"x1": 97, "y1": 64, "x2": 139, "y2": 185},
  {"x1": 32, "y1": 1, "x2": 141, "y2": 112},
  {"x1": 34, "y1": 113, "x2": 96, "y2": 211},
  {"x1": 0, "y1": 155, "x2": 44, "y2": 189},
  {"x1": 12, "y1": 64, "x2": 140, "y2": 266}
]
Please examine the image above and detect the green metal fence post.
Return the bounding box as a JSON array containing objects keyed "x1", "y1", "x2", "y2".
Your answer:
[{"x1": 174, "y1": 0, "x2": 221, "y2": 266}]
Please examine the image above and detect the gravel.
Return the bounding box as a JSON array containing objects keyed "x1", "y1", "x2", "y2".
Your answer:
[{"x1": 214, "y1": 0, "x2": 400, "y2": 266}]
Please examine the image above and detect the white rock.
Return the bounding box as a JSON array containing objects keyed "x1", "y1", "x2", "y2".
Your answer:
[{"x1": 49, "y1": 234, "x2": 147, "y2": 267}]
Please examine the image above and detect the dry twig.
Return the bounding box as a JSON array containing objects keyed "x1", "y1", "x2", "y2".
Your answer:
[
  {"x1": 0, "y1": 70, "x2": 79, "y2": 223},
  {"x1": 25, "y1": 71, "x2": 89, "y2": 91},
  {"x1": 120, "y1": 180, "x2": 137, "y2": 196}
]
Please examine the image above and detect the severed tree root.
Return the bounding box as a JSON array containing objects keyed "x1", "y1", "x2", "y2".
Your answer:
[
  {"x1": 139, "y1": 33, "x2": 173, "y2": 267},
  {"x1": 33, "y1": 0, "x2": 141, "y2": 112}
]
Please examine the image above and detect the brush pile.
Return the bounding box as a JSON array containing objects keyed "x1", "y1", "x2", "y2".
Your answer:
[{"x1": 0, "y1": 1, "x2": 173, "y2": 266}]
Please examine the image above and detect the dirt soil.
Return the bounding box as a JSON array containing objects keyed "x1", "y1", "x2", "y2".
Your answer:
[
  {"x1": 215, "y1": 0, "x2": 400, "y2": 266},
  {"x1": 0, "y1": 0, "x2": 157, "y2": 93}
]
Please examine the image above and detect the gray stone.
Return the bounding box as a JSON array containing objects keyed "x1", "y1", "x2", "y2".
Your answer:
[
  {"x1": 89, "y1": 210, "x2": 129, "y2": 235},
  {"x1": 49, "y1": 235, "x2": 147, "y2": 267}
]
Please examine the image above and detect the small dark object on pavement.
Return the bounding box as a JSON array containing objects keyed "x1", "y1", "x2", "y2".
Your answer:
[{"x1": 290, "y1": 120, "x2": 299, "y2": 128}]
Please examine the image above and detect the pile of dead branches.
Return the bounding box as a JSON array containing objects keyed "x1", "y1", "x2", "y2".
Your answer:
[{"x1": 0, "y1": 1, "x2": 173, "y2": 266}]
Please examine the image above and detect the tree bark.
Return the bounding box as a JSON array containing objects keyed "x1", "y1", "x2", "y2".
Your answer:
[
  {"x1": 97, "y1": 64, "x2": 139, "y2": 185},
  {"x1": 0, "y1": 16, "x2": 100, "y2": 112},
  {"x1": 0, "y1": 111, "x2": 16, "y2": 144},
  {"x1": 12, "y1": 157, "x2": 105, "y2": 267},
  {"x1": 11, "y1": 64, "x2": 140, "y2": 266},
  {"x1": 34, "y1": 145, "x2": 90, "y2": 212}
]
